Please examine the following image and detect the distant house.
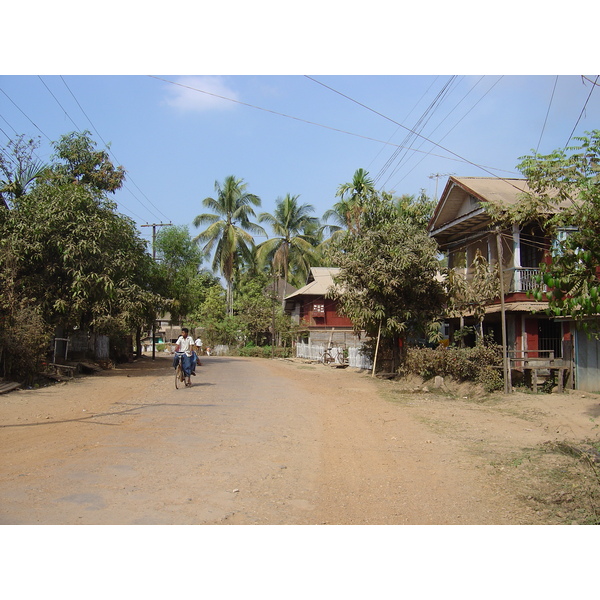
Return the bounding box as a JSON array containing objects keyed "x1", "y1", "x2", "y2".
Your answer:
[
  {"x1": 284, "y1": 267, "x2": 364, "y2": 347},
  {"x1": 141, "y1": 313, "x2": 191, "y2": 352},
  {"x1": 428, "y1": 176, "x2": 600, "y2": 390}
]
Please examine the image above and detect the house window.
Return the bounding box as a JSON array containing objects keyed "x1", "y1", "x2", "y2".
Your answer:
[
  {"x1": 313, "y1": 302, "x2": 325, "y2": 316},
  {"x1": 551, "y1": 227, "x2": 577, "y2": 257},
  {"x1": 520, "y1": 224, "x2": 545, "y2": 267},
  {"x1": 449, "y1": 249, "x2": 466, "y2": 269}
]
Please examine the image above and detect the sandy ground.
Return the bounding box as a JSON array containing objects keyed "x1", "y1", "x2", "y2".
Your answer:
[{"x1": 1, "y1": 354, "x2": 599, "y2": 525}]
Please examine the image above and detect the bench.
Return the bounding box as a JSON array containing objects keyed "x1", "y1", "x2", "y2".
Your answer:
[{"x1": 48, "y1": 363, "x2": 77, "y2": 378}]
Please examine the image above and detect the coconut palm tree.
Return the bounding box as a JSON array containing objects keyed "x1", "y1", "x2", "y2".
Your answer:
[
  {"x1": 193, "y1": 175, "x2": 265, "y2": 314},
  {"x1": 256, "y1": 194, "x2": 320, "y2": 288},
  {"x1": 332, "y1": 167, "x2": 376, "y2": 233}
]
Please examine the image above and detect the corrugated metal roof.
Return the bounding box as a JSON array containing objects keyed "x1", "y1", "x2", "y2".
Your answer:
[
  {"x1": 484, "y1": 302, "x2": 549, "y2": 314},
  {"x1": 285, "y1": 267, "x2": 340, "y2": 300}
]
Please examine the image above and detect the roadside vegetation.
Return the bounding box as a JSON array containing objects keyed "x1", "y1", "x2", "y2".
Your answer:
[{"x1": 2, "y1": 129, "x2": 599, "y2": 395}]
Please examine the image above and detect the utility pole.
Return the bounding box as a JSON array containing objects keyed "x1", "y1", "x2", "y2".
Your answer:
[
  {"x1": 428, "y1": 173, "x2": 454, "y2": 200},
  {"x1": 141, "y1": 222, "x2": 172, "y2": 259},
  {"x1": 141, "y1": 222, "x2": 172, "y2": 359}
]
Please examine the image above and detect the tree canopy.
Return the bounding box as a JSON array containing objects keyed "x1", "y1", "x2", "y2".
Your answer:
[
  {"x1": 328, "y1": 191, "x2": 446, "y2": 370},
  {"x1": 0, "y1": 131, "x2": 160, "y2": 379},
  {"x1": 486, "y1": 130, "x2": 600, "y2": 330},
  {"x1": 193, "y1": 175, "x2": 265, "y2": 314}
]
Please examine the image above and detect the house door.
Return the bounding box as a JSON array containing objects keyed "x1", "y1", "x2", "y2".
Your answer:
[
  {"x1": 525, "y1": 318, "x2": 562, "y2": 359},
  {"x1": 538, "y1": 320, "x2": 562, "y2": 358}
]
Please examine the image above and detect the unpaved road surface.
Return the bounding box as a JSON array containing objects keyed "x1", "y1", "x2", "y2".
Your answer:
[{"x1": 2, "y1": 355, "x2": 599, "y2": 525}]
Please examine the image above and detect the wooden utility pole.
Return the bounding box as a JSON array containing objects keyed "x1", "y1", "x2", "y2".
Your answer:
[
  {"x1": 141, "y1": 222, "x2": 172, "y2": 359},
  {"x1": 495, "y1": 229, "x2": 511, "y2": 394}
]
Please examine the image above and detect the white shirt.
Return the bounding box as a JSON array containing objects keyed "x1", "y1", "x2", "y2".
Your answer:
[
  {"x1": 176, "y1": 335, "x2": 194, "y2": 356},
  {"x1": 194, "y1": 338, "x2": 202, "y2": 347}
]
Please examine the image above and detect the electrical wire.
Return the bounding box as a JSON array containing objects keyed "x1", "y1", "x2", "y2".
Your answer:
[
  {"x1": 374, "y1": 76, "x2": 460, "y2": 187},
  {"x1": 367, "y1": 76, "x2": 441, "y2": 170},
  {"x1": 59, "y1": 76, "x2": 170, "y2": 223},
  {"x1": 303, "y1": 76, "x2": 526, "y2": 193},
  {"x1": 564, "y1": 75, "x2": 598, "y2": 148},
  {"x1": 37, "y1": 76, "x2": 82, "y2": 133},
  {"x1": 149, "y1": 75, "x2": 514, "y2": 174},
  {"x1": 390, "y1": 76, "x2": 505, "y2": 191},
  {"x1": 536, "y1": 76, "x2": 558, "y2": 152},
  {"x1": 0, "y1": 86, "x2": 51, "y2": 142}
]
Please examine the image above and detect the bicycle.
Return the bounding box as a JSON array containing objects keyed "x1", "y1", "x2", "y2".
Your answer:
[
  {"x1": 174, "y1": 353, "x2": 188, "y2": 389},
  {"x1": 319, "y1": 345, "x2": 346, "y2": 365}
]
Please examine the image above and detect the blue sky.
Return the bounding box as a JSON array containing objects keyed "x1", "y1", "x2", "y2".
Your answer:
[
  {"x1": 2, "y1": 74, "x2": 598, "y2": 251},
  {"x1": 2, "y1": 3, "x2": 599, "y2": 253}
]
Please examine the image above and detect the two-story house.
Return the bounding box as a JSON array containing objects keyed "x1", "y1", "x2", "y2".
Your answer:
[{"x1": 428, "y1": 176, "x2": 578, "y2": 389}]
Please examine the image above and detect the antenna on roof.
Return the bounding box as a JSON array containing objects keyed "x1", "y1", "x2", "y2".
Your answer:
[{"x1": 429, "y1": 173, "x2": 454, "y2": 200}]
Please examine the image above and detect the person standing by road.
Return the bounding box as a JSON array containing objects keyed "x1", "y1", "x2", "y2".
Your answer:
[
  {"x1": 194, "y1": 335, "x2": 203, "y2": 366},
  {"x1": 174, "y1": 328, "x2": 197, "y2": 386}
]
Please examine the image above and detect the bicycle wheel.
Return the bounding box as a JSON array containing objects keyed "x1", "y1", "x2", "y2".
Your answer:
[{"x1": 175, "y1": 363, "x2": 183, "y2": 389}]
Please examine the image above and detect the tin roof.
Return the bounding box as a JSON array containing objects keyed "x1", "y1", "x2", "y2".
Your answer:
[{"x1": 285, "y1": 267, "x2": 341, "y2": 300}]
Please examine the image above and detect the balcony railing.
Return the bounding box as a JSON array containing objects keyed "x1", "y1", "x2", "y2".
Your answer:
[{"x1": 507, "y1": 267, "x2": 541, "y2": 293}]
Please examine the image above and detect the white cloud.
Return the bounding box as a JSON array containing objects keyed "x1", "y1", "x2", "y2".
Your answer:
[{"x1": 162, "y1": 76, "x2": 239, "y2": 112}]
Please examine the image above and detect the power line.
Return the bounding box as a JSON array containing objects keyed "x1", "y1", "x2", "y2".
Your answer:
[
  {"x1": 304, "y1": 76, "x2": 526, "y2": 193},
  {"x1": 59, "y1": 76, "x2": 170, "y2": 222},
  {"x1": 37, "y1": 76, "x2": 82, "y2": 133},
  {"x1": 565, "y1": 75, "x2": 598, "y2": 148},
  {"x1": 150, "y1": 75, "x2": 516, "y2": 181},
  {"x1": 0, "y1": 86, "x2": 51, "y2": 141},
  {"x1": 389, "y1": 76, "x2": 504, "y2": 191},
  {"x1": 536, "y1": 75, "x2": 558, "y2": 152}
]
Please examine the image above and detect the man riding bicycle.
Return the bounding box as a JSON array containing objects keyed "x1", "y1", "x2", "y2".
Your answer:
[{"x1": 173, "y1": 328, "x2": 197, "y2": 387}]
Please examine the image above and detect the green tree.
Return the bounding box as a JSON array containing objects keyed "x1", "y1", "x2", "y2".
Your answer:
[
  {"x1": 193, "y1": 175, "x2": 265, "y2": 314},
  {"x1": 0, "y1": 132, "x2": 162, "y2": 377},
  {"x1": 233, "y1": 272, "x2": 273, "y2": 346},
  {"x1": 332, "y1": 167, "x2": 377, "y2": 233},
  {"x1": 48, "y1": 130, "x2": 125, "y2": 192},
  {"x1": 394, "y1": 189, "x2": 436, "y2": 227},
  {"x1": 487, "y1": 130, "x2": 600, "y2": 330},
  {"x1": 256, "y1": 194, "x2": 320, "y2": 288},
  {"x1": 0, "y1": 135, "x2": 47, "y2": 209},
  {"x1": 329, "y1": 193, "x2": 446, "y2": 372},
  {"x1": 446, "y1": 250, "x2": 500, "y2": 342},
  {"x1": 154, "y1": 225, "x2": 208, "y2": 323},
  {"x1": 1, "y1": 183, "x2": 155, "y2": 333}
]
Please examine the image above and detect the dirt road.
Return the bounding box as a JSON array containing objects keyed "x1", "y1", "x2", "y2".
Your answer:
[{"x1": 1, "y1": 355, "x2": 599, "y2": 525}]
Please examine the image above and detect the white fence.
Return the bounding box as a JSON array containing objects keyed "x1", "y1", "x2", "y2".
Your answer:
[{"x1": 295, "y1": 341, "x2": 372, "y2": 370}]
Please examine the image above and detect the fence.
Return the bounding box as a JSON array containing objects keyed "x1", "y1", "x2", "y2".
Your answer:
[{"x1": 295, "y1": 341, "x2": 372, "y2": 370}]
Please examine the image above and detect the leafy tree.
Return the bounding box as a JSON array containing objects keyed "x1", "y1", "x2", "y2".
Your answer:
[
  {"x1": 328, "y1": 193, "x2": 446, "y2": 372},
  {"x1": 394, "y1": 189, "x2": 436, "y2": 227},
  {"x1": 48, "y1": 130, "x2": 125, "y2": 192},
  {"x1": 0, "y1": 135, "x2": 47, "y2": 209},
  {"x1": 0, "y1": 182, "x2": 156, "y2": 334},
  {"x1": 188, "y1": 284, "x2": 241, "y2": 347},
  {"x1": 0, "y1": 132, "x2": 163, "y2": 376},
  {"x1": 154, "y1": 225, "x2": 210, "y2": 323},
  {"x1": 446, "y1": 250, "x2": 500, "y2": 342},
  {"x1": 233, "y1": 272, "x2": 274, "y2": 346},
  {"x1": 256, "y1": 194, "x2": 320, "y2": 288},
  {"x1": 331, "y1": 167, "x2": 377, "y2": 233},
  {"x1": 193, "y1": 175, "x2": 265, "y2": 314},
  {"x1": 487, "y1": 130, "x2": 600, "y2": 330}
]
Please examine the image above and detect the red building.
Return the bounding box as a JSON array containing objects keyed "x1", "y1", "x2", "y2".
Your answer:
[{"x1": 284, "y1": 267, "x2": 362, "y2": 347}]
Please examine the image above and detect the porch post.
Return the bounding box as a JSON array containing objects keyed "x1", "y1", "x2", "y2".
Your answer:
[
  {"x1": 496, "y1": 229, "x2": 511, "y2": 394},
  {"x1": 512, "y1": 223, "x2": 521, "y2": 292}
]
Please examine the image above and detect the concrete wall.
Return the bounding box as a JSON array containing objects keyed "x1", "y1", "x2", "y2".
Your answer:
[{"x1": 575, "y1": 330, "x2": 600, "y2": 393}]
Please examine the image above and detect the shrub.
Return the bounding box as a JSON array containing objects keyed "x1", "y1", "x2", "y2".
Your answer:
[
  {"x1": 0, "y1": 304, "x2": 53, "y2": 384},
  {"x1": 238, "y1": 345, "x2": 293, "y2": 359},
  {"x1": 403, "y1": 342, "x2": 503, "y2": 389}
]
